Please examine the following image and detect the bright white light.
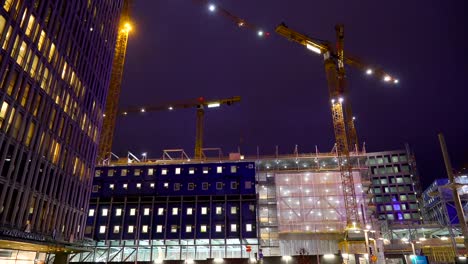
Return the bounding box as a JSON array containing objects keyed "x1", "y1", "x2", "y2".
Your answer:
[
  {"x1": 214, "y1": 258, "x2": 224, "y2": 263},
  {"x1": 419, "y1": 237, "x2": 426, "y2": 241},
  {"x1": 365, "y1": 224, "x2": 371, "y2": 230},
  {"x1": 342, "y1": 253, "x2": 349, "y2": 258},
  {"x1": 339, "y1": 97, "x2": 344, "y2": 103},
  {"x1": 142, "y1": 152, "x2": 147, "y2": 157},
  {"x1": 250, "y1": 258, "x2": 256, "y2": 262},
  {"x1": 257, "y1": 30, "x2": 264, "y2": 37},
  {"x1": 459, "y1": 257, "x2": 467, "y2": 260},
  {"x1": 208, "y1": 4, "x2": 216, "y2": 12},
  {"x1": 186, "y1": 259, "x2": 194, "y2": 264},
  {"x1": 401, "y1": 238, "x2": 408, "y2": 242},
  {"x1": 168, "y1": 106, "x2": 173, "y2": 110},
  {"x1": 141, "y1": 108, "x2": 145, "y2": 112},
  {"x1": 393, "y1": 79, "x2": 399, "y2": 84},
  {"x1": 154, "y1": 259, "x2": 163, "y2": 264},
  {"x1": 123, "y1": 112, "x2": 128, "y2": 115},
  {"x1": 366, "y1": 69, "x2": 373, "y2": 75},
  {"x1": 352, "y1": 116, "x2": 356, "y2": 120},
  {"x1": 440, "y1": 236, "x2": 448, "y2": 241},
  {"x1": 207, "y1": 103, "x2": 220, "y2": 108},
  {"x1": 282, "y1": 256, "x2": 292, "y2": 261},
  {"x1": 331, "y1": 99, "x2": 336, "y2": 104},
  {"x1": 384, "y1": 75, "x2": 391, "y2": 82},
  {"x1": 306, "y1": 44, "x2": 322, "y2": 54},
  {"x1": 324, "y1": 254, "x2": 335, "y2": 259}
]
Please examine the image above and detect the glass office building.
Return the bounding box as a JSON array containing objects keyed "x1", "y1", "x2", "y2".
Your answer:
[{"x1": 0, "y1": 0, "x2": 124, "y2": 263}]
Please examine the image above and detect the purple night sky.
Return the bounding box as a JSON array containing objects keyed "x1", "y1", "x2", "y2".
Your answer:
[{"x1": 113, "y1": 0, "x2": 468, "y2": 188}]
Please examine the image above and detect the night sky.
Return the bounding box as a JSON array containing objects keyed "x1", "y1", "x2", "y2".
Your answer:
[{"x1": 113, "y1": 0, "x2": 468, "y2": 188}]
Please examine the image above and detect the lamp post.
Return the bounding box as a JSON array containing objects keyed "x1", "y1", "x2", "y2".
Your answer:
[{"x1": 438, "y1": 133, "x2": 468, "y2": 250}]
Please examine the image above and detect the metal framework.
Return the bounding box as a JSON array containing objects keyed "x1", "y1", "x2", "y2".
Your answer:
[{"x1": 98, "y1": 0, "x2": 132, "y2": 163}]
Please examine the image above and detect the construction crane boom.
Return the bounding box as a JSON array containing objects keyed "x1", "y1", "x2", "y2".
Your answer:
[
  {"x1": 98, "y1": 0, "x2": 132, "y2": 163},
  {"x1": 119, "y1": 96, "x2": 241, "y2": 160},
  {"x1": 276, "y1": 23, "x2": 398, "y2": 229}
]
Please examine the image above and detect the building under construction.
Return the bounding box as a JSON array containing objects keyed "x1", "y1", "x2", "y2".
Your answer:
[{"x1": 69, "y1": 147, "x2": 385, "y2": 263}]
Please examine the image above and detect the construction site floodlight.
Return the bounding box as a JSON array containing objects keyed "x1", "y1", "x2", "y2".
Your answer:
[
  {"x1": 306, "y1": 43, "x2": 322, "y2": 54},
  {"x1": 257, "y1": 30, "x2": 264, "y2": 37},
  {"x1": 383, "y1": 75, "x2": 392, "y2": 82},
  {"x1": 123, "y1": 22, "x2": 132, "y2": 33},
  {"x1": 366, "y1": 68, "x2": 373, "y2": 75},
  {"x1": 339, "y1": 97, "x2": 344, "y2": 103},
  {"x1": 393, "y1": 79, "x2": 399, "y2": 84},
  {"x1": 208, "y1": 4, "x2": 216, "y2": 12},
  {"x1": 168, "y1": 106, "x2": 174, "y2": 110},
  {"x1": 207, "y1": 103, "x2": 221, "y2": 108},
  {"x1": 140, "y1": 108, "x2": 145, "y2": 113}
]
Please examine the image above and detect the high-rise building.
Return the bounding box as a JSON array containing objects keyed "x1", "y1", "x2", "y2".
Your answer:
[
  {"x1": 366, "y1": 147, "x2": 423, "y2": 223},
  {"x1": 0, "y1": 1, "x2": 124, "y2": 263}
]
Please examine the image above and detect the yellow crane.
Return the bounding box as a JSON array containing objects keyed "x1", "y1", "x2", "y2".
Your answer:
[
  {"x1": 118, "y1": 96, "x2": 241, "y2": 160},
  {"x1": 98, "y1": 0, "x2": 132, "y2": 163},
  {"x1": 276, "y1": 23, "x2": 398, "y2": 230}
]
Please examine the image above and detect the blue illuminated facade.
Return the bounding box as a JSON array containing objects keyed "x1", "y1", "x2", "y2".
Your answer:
[{"x1": 82, "y1": 161, "x2": 258, "y2": 261}]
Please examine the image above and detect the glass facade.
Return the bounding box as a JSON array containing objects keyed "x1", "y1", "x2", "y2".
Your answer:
[{"x1": 0, "y1": 0, "x2": 123, "y2": 248}]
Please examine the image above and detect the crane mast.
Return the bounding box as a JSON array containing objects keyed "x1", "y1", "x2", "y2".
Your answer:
[
  {"x1": 275, "y1": 23, "x2": 397, "y2": 229},
  {"x1": 98, "y1": 0, "x2": 132, "y2": 163}
]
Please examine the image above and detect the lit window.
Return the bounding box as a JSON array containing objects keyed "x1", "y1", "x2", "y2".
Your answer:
[
  {"x1": 189, "y1": 168, "x2": 195, "y2": 174},
  {"x1": 144, "y1": 208, "x2": 150, "y2": 215},
  {"x1": 164, "y1": 182, "x2": 169, "y2": 189},
  {"x1": 217, "y1": 166, "x2": 223, "y2": 173},
  {"x1": 172, "y1": 208, "x2": 178, "y2": 215},
  {"x1": 216, "y1": 207, "x2": 222, "y2": 215},
  {"x1": 249, "y1": 204, "x2": 255, "y2": 211},
  {"x1": 171, "y1": 225, "x2": 177, "y2": 233},
  {"x1": 174, "y1": 183, "x2": 180, "y2": 191},
  {"x1": 186, "y1": 225, "x2": 192, "y2": 233},
  {"x1": 88, "y1": 209, "x2": 95, "y2": 217},
  {"x1": 142, "y1": 225, "x2": 148, "y2": 233},
  {"x1": 201, "y1": 207, "x2": 208, "y2": 215},
  {"x1": 187, "y1": 208, "x2": 193, "y2": 215},
  {"x1": 230, "y1": 182, "x2": 237, "y2": 189},
  {"x1": 148, "y1": 168, "x2": 154, "y2": 176},
  {"x1": 130, "y1": 208, "x2": 136, "y2": 216},
  {"x1": 95, "y1": 170, "x2": 101, "y2": 177},
  {"x1": 158, "y1": 208, "x2": 164, "y2": 215},
  {"x1": 231, "y1": 166, "x2": 237, "y2": 173},
  {"x1": 231, "y1": 206, "x2": 237, "y2": 215},
  {"x1": 202, "y1": 182, "x2": 209, "y2": 190},
  {"x1": 246, "y1": 224, "x2": 252, "y2": 232},
  {"x1": 128, "y1": 225, "x2": 134, "y2": 233},
  {"x1": 156, "y1": 225, "x2": 163, "y2": 233},
  {"x1": 113, "y1": 226, "x2": 120, "y2": 234},
  {"x1": 136, "y1": 183, "x2": 141, "y2": 189},
  {"x1": 123, "y1": 184, "x2": 128, "y2": 189},
  {"x1": 150, "y1": 183, "x2": 155, "y2": 188},
  {"x1": 121, "y1": 169, "x2": 127, "y2": 176},
  {"x1": 201, "y1": 225, "x2": 207, "y2": 233},
  {"x1": 175, "y1": 168, "x2": 181, "y2": 174},
  {"x1": 161, "y1": 168, "x2": 167, "y2": 175},
  {"x1": 134, "y1": 169, "x2": 141, "y2": 176},
  {"x1": 99, "y1": 226, "x2": 106, "y2": 234},
  {"x1": 188, "y1": 183, "x2": 195, "y2": 190},
  {"x1": 216, "y1": 182, "x2": 223, "y2": 190},
  {"x1": 231, "y1": 224, "x2": 237, "y2": 232},
  {"x1": 203, "y1": 167, "x2": 209, "y2": 174},
  {"x1": 116, "y1": 209, "x2": 122, "y2": 216},
  {"x1": 109, "y1": 184, "x2": 114, "y2": 190},
  {"x1": 102, "y1": 209, "x2": 108, "y2": 216},
  {"x1": 245, "y1": 181, "x2": 252, "y2": 189},
  {"x1": 216, "y1": 225, "x2": 222, "y2": 232}
]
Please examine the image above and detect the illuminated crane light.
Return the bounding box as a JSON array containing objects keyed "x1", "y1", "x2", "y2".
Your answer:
[
  {"x1": 306, "y1": 44, "x2": 322, "y2": 54},
  {"x1": 352, "y1": 116, "x2": 356, "y2": 120},
  {"x1": 393, "y1": 79, "x2": 399, "y2": 84},
  {"x1": 140, "y1": 108, "x2": 146, "y2": 113},
  {"x1": 238, "y1": 21, "x2": 245, "y2": 27},
  {"x1": 207, "y1": 103, "x2": 220, "y2": 108},
  {"x1": 208, "y1": 4, "x2": 216, "y2": 12},
  {"x1": 124, "y1": 23, "x2": 132, "y2": 32},
  {"x1": 366, "y1": 69, "x2": 373, "y2": 75},
  {"x1": 257, "y1": 30, "x2": 264, "y2": 37},
  {"x1": 383, "y1": 75, "x2": 392, "y2": 82},
  {"x1": 103, "y1": 114, "x2": 106, "y2": 117},
  {"x1": 168, "y1": 106, "x2": 174, "y2": 110},
  {"x1": 123, "y1": 112, "x2": 128, "y2": 115},
  {"x1": 339, "y1": 97, "x2": 344, "y2": 103},
  {"x1": 331, "y1": 99, "x2": 336, "y2": 104}
]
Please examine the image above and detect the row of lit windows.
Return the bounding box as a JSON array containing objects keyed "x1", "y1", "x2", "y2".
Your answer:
[
  {"x1": 372, "y1": 165, "x2": 410, "y2": 175},
  {"x1": 374, "y1": 194, "x2": 417, "y2": 203},
  {"x1": 368, "y1": 154, "x2": 408, "y2": 165},
  {"x1": 1, "y1": 8, "x2": 101, "y2": 144},
  {"x1": 89, "y1": 204, "x2": 252, "y2": 217},
  {"x1": 97, "y1": 165, "x2": 239, "y2": 177},
  {"x1": 379, "y1": 203, "x2": 419, "y2": 212},
  {"x1": 92, "y1": 181, "x2": 253, "y2": 193},
  {"x1": 372, "y1": 176, "x2": 413, "y2": 185},
  {"x1": 98, "y1": 223, "x2": 254, "y2": 234},
  {"x1": 373, "y1": 185, "x2": 413, "y2": 194},
  {"x1": 381, "y1": 212, "x2": 420, "y2": 221}
]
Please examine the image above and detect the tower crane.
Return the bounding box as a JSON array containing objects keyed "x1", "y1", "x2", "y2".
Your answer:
[
  {"x1": 118, "y1": 96, "x2": 241, "y2": 160},
  {"x1": 98, "y1": 0, "x2": 132, "y2": 163},
  {"x1": 276, "y1": 23, "x2": 398, "y2": 230}
]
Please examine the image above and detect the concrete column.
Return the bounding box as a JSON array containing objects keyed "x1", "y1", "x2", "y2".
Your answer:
[{"x1": 53, "y1": 253, "x2": 69, "y2": 264}]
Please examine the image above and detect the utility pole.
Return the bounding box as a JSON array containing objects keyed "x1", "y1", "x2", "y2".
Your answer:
[{"x1": 438, "y1": 133, "x2": 468, "y2": 251}]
